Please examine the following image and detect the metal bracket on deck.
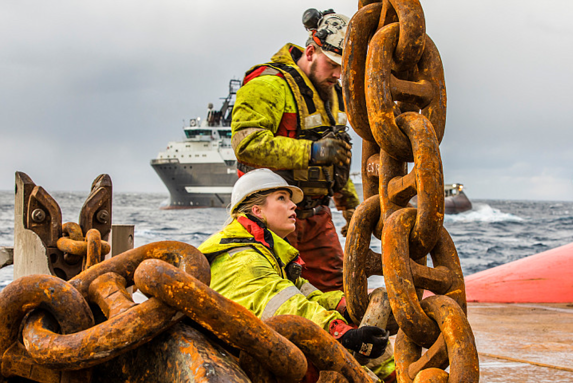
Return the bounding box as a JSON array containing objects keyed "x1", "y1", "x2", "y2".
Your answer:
[{"x1": 14, "y1": 172, "x2": 113, "y2": 280}]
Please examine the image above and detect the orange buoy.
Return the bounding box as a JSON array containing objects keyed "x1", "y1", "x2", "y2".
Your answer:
[{"x1": 465, "y1": 242, "x2": 573, "y2": 303}]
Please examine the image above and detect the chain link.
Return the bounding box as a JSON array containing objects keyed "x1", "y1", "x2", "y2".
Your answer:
[{"x1": 342, "y1": 0, "x2": 479, "y2": 381}]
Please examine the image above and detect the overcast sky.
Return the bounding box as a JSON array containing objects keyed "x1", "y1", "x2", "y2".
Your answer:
[{"x1": 1, "y1": 0, "x2": 572, "y2": 201}]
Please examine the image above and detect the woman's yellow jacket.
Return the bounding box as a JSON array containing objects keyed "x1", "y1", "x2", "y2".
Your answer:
[{"x1": 198, "y1": 215, "x2": 347, "y2": 331}]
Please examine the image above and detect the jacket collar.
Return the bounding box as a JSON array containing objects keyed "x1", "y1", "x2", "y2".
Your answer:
[
  {"x1": 271, "y1": 43, "x2": 304, "y2": 67},
  {"x1": 198, "y1": 214, "x2": 299, "y2": 266},
  {"x1": 237, "y1": 214, "x2": 274, "y2": 249}
]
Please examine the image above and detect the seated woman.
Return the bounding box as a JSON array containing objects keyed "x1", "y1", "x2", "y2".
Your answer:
[{"x1": 199, "y1": 168, "x2": 395, "y2": 381}]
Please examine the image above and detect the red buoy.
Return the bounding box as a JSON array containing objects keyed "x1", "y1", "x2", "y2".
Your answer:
[{"x1": 465, "y1": 242, "x2": 573, "y2": 303}]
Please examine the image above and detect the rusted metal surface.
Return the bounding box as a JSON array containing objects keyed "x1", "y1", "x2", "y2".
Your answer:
[
  {"x1": 19, "y1": 241, "x2": 207, "y2": 370},
  {"x1": 88, "y1": 272, "x2": 136, "y2": 319},
  {"x1": 91, "y1": 322, "x2": 251, "y2": 383},
  {"x1": 79, "y1": 174, "x2": 112, "y2": 242},
  {"x1": 85, "y1": 229, "x2": 102, "y2": 269},
  {"x1": 342, "y1": 0, "x2": 479, "y2": 381},
  {"x1": 21, "y1": 301, "x2": 181, "y2": 369},
  {"x1": 0, "y1": 275, "x2": 94, "y2": 361},
  {"x1": 317, "y1": 370, "x2": 349, "y2": 382},
  {"x1": 344, "y1": 195, "x2": 382, "y2": 325},
  {"x1": 2, "y1": 342, "x2": 91, "y2": 383},
  {"x1": 134, "y1": 259, "x2": 308, "y2": 382},
  {"x1": 15, "y1": 172, "x2": 112, "y2": 281},
  {"x1": 0, "y1": 274, "x2": 94, "y2": 381},
  {"x1": 238, "y1": 352, "x2": 277, "y2": 383},
  {"x1": 264, "y1": 315, "x2": 374, "y2": 382},
  {"x1": 68, "y1": 241, "x2": 211, "y2": 296}
]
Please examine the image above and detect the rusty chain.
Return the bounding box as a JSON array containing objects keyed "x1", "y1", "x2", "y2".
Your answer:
[
  {"x1": 57, "y1": 222, "x2": 111, "y2": 271},
  {"x1": 342, "y1": 1, "x2": 479, "y2": 382},
  {"x1": 0, "y1": 240, "x2": 377, "y2": 382}
]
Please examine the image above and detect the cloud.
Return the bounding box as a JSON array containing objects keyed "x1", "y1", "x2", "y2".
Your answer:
[{"x1": 0, "y1": 0, "x2": 572, "y2": 201}]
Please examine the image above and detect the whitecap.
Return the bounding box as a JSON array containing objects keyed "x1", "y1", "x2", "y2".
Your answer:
[{"x1": 445, "y1": 204, "x2": 524, "y2": 223}]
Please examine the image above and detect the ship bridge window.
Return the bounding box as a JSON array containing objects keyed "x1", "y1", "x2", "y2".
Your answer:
[
  {"x1": 185, "y1": 129, "x2": 212, "y2": 139},
  {"x1": 219, "y1": 130, "x2": 232, "y2": 138}
]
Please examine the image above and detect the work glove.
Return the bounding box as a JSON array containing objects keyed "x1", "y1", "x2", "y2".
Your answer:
[
  {"x1": 310, "y1": 137, "x2": 351, "y2": 166},
  {"x1": 339, "y1": 326, "x2": 389, "y2": 359},
  {"x1": 340, "y1": 208, "x2": 355, "y2": 237}
]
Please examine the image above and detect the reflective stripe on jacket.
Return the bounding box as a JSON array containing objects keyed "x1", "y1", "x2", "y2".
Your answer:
[{"x1": 198, "y1": 215, "x2": 346, "y2": 330}]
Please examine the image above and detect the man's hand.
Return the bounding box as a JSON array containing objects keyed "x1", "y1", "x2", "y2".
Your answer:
[
  {"x1": 340, "y1": 208, "x2": 355, "y2": 237},
  {"x1": 339, "y1": 326, "x2": 389, "y2": 359},
  {"x1": 311, "y1": 137, "x2": 351, "y2": 166}
]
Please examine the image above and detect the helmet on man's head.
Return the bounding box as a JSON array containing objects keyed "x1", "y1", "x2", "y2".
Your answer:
[
  {"x1": 303, "y1": 8, "x2": 349, "y2": 66},
  {"x1": 230, "y1": 169, "x2": 304, "y2": 213}
]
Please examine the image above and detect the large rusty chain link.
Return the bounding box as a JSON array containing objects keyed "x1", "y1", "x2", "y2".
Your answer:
[{"x1": 342, "y1": 1, "x2": 479, "y2": 382}]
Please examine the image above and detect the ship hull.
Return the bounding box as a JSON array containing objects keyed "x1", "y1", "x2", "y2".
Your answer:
[
  {"x1": 444, "y1": 190, "x2": 472, "y2": 214},
  {"x1": 151, "y1": 159, "x2": 237, "y2": 209},
  {"x1": 409, "y1": 190, "x2": 472, "y2": 214}
]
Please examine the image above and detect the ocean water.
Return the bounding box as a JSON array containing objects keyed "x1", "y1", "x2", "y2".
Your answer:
[{"x1": 1, "y1": 190, "x2": 572, "y2": 291}]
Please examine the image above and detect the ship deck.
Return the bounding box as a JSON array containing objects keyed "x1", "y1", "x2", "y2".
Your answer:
[{"x1": 467, "y1": 302, "x2": 573, "y2": 382}]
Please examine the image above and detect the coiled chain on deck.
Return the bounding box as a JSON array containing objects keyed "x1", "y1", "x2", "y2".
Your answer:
[
  {"x1": 0, "y1": 240, "x2": 374, "y2": 383},
  {"x1": 342, "y1": 1, "x2": 479, "y2": 382}
]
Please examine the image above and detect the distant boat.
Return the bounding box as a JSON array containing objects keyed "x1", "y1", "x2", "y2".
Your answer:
[
  {"x1": 150, "y1": 80, "x2": 240, "y2": 209},
  {"x1": 409, "y1": 183, "x2": 472, "y2": 214},
  {"x1": 444, "y1": 183, "x2": 472, "y2": 214}
]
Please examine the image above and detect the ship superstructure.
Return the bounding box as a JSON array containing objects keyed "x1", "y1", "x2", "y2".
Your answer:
[{"x1": 151, "y1": 80, "x2": 240, "y2": 209}]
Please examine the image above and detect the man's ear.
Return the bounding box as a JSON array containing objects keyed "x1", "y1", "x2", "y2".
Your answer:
[
  {"x1": 305, "y1": 44, "x2": 315, "y2": 61},
  {"x1": 251, "y1": 205, "x2": 263, "y2": 220}
]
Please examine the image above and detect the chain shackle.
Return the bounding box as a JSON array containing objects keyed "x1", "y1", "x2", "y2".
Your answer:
[
  {"x1": 342, "y1": 0, "x2": 479, "y2": 381},
  {"x1": 57, "y1": 222, "x2": 111, "y2": 269}
]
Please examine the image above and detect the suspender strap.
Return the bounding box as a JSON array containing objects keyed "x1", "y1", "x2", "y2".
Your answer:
[{"x1": 267, "y1": 62, "x2": 317, "y2": 115}]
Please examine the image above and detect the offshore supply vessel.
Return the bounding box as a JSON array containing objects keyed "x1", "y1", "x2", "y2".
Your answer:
[{"x1": 150, "y1": 80, "x2": 240, "y2": 209}]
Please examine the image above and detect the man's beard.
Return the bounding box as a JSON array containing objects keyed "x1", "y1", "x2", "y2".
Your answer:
[{"x1": 308, "y1": 60, "x2": 334, "y2": 102}]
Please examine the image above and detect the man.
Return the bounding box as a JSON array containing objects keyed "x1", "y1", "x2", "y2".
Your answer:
[{"x1": 231, "y1": 9, "x2": 360, "y2": 293}]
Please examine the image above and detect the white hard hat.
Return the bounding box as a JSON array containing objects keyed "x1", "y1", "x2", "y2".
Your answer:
[
  {"x1": 230, "y1": 169, "x2": 304, "y2": 213},
  {"x1": 308, "y1": 12, "x2": 349, "y2": 66}
]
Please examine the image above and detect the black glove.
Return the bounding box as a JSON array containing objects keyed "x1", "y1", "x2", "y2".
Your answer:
[
  {"x1": 339, "y1": 326, "x2": 389, "y2": 359},
  {"x1": 310, "y1": 137, "x2": 351, "y2": 166}
]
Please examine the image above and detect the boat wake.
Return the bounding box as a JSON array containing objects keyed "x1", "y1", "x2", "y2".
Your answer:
[{"x1": 444, "y1": 203, "x2": 523, "y2": 223}]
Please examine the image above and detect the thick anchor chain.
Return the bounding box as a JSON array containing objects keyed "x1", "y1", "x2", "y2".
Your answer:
[
  {"x1": 3, "y1": 240, "x2": 374, "y2": 382},
  {"x1": 342, "y1": 1, "x2": 479, "y2": 382}
]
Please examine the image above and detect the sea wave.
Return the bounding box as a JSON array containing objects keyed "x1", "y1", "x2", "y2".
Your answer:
[{"x1": 444, "y1": 203, "x2": 524, "y2": 223}]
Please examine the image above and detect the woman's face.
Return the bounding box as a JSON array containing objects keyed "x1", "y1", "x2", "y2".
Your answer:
[{"x1": 252, "y1": 190, "x2": 297, "y2": 238}]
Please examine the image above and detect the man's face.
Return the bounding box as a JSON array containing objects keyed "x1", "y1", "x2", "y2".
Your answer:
[{"x1": 308, "y1": 50, "x2": 341, "y2": 101}]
